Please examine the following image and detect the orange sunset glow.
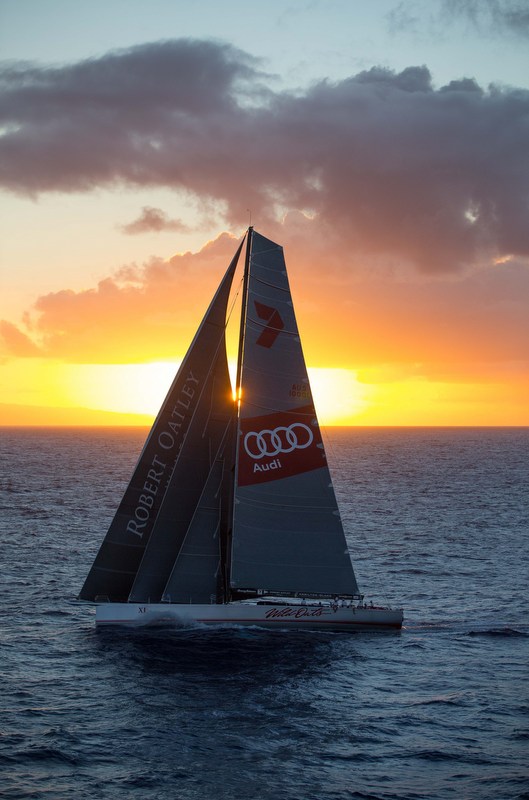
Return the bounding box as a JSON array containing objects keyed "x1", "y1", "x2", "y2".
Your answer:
[
  {"x1": 1, "y1": 11, "x2": 528, "y2": 428},
  {"x1": 1, "y1": 216, "x2": 528, "y2": 427},
  {"x1": 1, "y1": 220, "x2": 527, "y2": 428}
]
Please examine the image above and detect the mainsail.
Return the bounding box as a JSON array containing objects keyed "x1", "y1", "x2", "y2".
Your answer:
[
  {"x1": 230, "y1": 230, "x2": 359, "y2": 597},
  {"x1": 78, "y1": 240, "x2": 243, "y2": 602}
]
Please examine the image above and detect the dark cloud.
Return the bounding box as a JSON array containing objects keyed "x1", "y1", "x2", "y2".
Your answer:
[
  {"x1": 440, "y1": 0, "x2": 529, "y2": 37},
  {"x1": 0, "y1": 39, "x2": 263, "y2": 193},
  {"x1": 121, "y1": 206, "x2": 189, "y2": 234},
  {"x1": 1, "y1": 39, "x2": 529, "y2": 272},
  {"x1": 387, "y1": 1, "x2": 529, "y2": 38}
]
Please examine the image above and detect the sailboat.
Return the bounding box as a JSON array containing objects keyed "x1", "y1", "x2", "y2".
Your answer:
[{"x1": 79, "y1": 228, "x2": 403, "y2": 631}]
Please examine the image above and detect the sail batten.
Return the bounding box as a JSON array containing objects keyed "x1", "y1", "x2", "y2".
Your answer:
[
  {"x1": 252, "y1": 281, "x2": 290, "y2": 293},
  {"x1": 246, "y1": 321, "x2": 299, "y2": 336}
]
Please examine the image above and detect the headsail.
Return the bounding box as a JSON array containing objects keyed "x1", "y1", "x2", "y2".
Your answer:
[
  {"x1": 230, "y1": 231, "x2": 359, "y2": 597},
  {"x1": 78, "y1": 239, "x2": 244, "y2": 602},
  {"x1": 127, "y1": 358, "x2": 234, "y2": 603},
  {"x1": 160, "y1": 421, "x2": 234, "y2": 604}
]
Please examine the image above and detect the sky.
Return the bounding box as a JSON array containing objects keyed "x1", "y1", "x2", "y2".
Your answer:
[{"x1": 1, "y1": 0, "x2": 528, "y2": 425}]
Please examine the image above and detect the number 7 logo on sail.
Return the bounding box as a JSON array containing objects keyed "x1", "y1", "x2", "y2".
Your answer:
[{"x1": 254, "y1": 301, "x2": 284, "y2": 348}]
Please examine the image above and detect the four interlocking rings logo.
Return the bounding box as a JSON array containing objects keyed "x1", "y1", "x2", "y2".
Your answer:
[{"x1": 243, "y1": 423, "x2": 314, "y2": 459}]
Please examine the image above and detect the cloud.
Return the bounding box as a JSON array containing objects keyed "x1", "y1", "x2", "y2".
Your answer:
[
  {"x1": 1, "y1": 39, "x2": 529, "y2": 273},
  {"x1": 1, "y1": 214, "x2": 528, "y2": 397},
  {"x1": 439, "y1": 0, "x2": 529, "y2": 38},
  {"x1": 0, "y1": 321, "x2": 43, "y2": 357},
  {"x1": 121, "y1": 206, "x2": 189, "y2": 234},
  {"x1": 0, "y1": 39, "x2": 265, "y2": 193},
  {"x1": 0, "y1": 232, "x2": 242, "y2": 363},
  {"x1": 387, "y1": 1, "x2": 529, "y2": 38}
]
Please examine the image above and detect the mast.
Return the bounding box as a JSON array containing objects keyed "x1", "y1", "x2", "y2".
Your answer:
[{"x1": 222, "y1": 227, "x2": 252, "y2": 602}]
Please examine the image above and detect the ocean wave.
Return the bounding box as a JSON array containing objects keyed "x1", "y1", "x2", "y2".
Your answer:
[
  {"x1": 16, "y1": 745, "x2": 81, "y2": 765},
  {"x1": 412, "y1": 748, "x2": 493, "y2": 765},
  {"x1": 408, "y1": 692, "x2": 470, "y2": 706},
  {"x1": 466, "y1": 627, "x2": 527, "y2": 637},
  {"x1": 1, "y1": 426, "x2": 528, "y2": 800}
]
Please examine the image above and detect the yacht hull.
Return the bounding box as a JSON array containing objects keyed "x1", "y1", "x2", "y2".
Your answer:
[{"x1": 95, "y1": 601, "x2": 403, "y2": 631}]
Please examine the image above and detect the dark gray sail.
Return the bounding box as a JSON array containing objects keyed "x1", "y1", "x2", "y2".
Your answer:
[
  {"x1": 160, "y1": 436, "x2": 230, "y2": 604},
  {"x1": 79, "y1": 239, "x2": 243, "y2": 602},
  {"x1": 230, "y1": 231, "x2": 359, "y2": 597},
  {"x1": 127, "y1": 354, "x2": 234, "y2": 602}
]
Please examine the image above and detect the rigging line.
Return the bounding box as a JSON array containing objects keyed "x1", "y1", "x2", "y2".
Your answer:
[{"x1": 225, "y1": 273, "x2": 244, "y2": 328}]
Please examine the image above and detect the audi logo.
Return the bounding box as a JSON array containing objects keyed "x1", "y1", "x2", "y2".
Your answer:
[{"x1": 243, "y1": 423, "x2": 314, "y2": 459}]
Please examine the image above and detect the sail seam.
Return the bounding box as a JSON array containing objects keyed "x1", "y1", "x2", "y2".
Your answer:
[
  {"x1": 251, "y1": 244, "x2": 282, "y2": 256},
  {"x1": 239, "y1": 399, "x2": 317, "y2": 416},
  {"x1": 246, "y1": 317, "x2": 299, "y2": 336},
  {"x1": 251, "y1": 276, "x2": 290, "y2": 292},
  {"x1": 234, "y1": 499, "x2": 338, "y2": 510},
  {"x1": 242, "y1": 364, "x2": 309, "y2": 381}
]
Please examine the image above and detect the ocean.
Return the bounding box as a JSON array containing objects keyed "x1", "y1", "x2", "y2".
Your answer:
[{"x1": 1, "y1": 426, "x2": 528, "y2": 800}]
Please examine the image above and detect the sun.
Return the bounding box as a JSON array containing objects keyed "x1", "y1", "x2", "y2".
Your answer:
[{"x1": 308, "y1": 368, "x2": 370, "y2": 425}]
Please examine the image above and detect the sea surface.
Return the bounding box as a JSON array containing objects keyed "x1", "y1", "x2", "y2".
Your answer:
[{"x1": 1, "y1": 426, "x2": 528, "y2": 800}]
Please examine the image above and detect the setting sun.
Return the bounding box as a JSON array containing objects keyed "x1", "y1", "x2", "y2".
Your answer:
[
  {"x1": 0, "y1": 353, "x2": 527, "y2": 427},
  {"x1": 308, "y1": 368, "x2": 370, "y2": 424}
]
